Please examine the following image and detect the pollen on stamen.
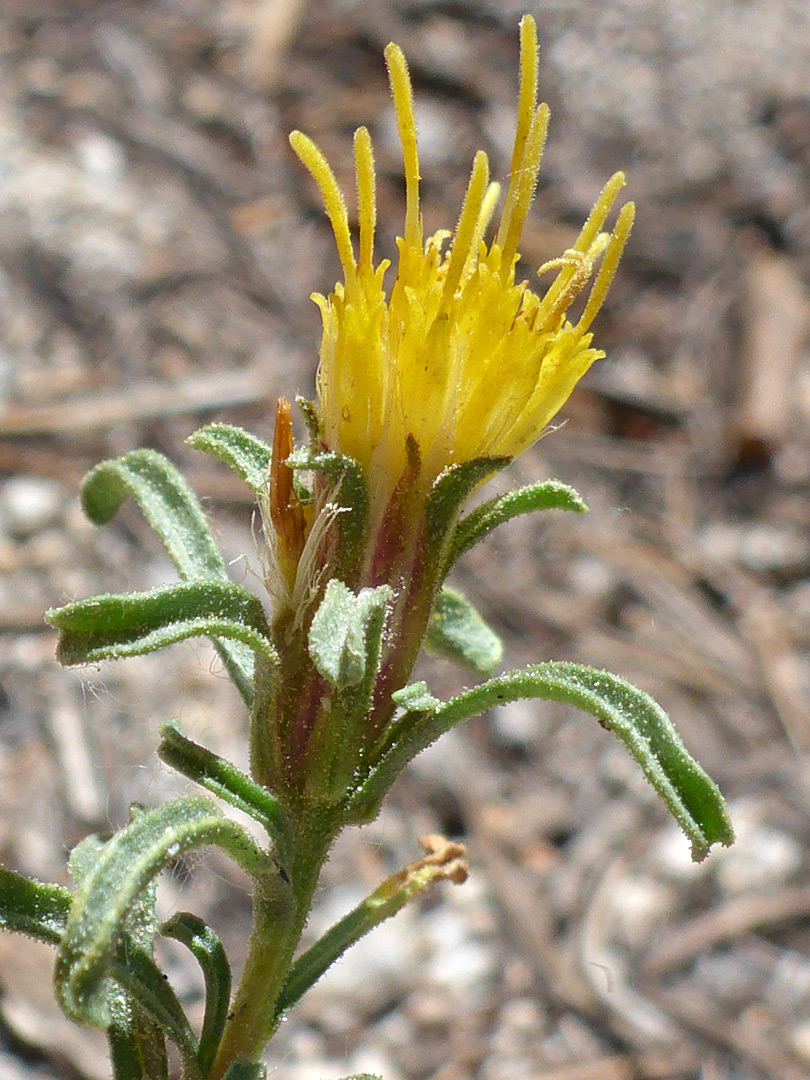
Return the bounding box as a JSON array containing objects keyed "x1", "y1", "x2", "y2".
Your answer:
[
  {"x1": 534, "y1": 171, "x2": 626, "y2": 325},
  {"x1": 354, "y1": 127, "x2": 376, "y2": 270},
  {"x1": 578, "y1": 201, "x2": 635, "y2": 332},
  {"x1": 497, "y1": 103, "x2": 549, "y2": 277},
  {"x1": 440, "y1": 150, "x2": 490, "y2": 311},
  {"x1": 290, "y1": 130, "x2": 357, "y2": 287},
  {"x1": 384, "y1": 43, "x2": 422, "y2": 254}
]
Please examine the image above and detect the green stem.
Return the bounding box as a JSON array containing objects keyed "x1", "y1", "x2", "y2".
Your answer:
[{"x1": 210, "y1": 820, "x2": 333, "y2": 1079}]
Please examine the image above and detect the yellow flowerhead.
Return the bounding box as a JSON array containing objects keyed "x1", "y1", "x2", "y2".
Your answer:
[{"x1": 290, "y1": 15, "x2": 633, "y2": 508}]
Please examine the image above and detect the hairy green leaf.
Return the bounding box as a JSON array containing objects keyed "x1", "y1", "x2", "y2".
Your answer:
[
  {"x1": 56, "y1": 796, "x2": 270, "y2": 1028},
  {"x1": 306, "y1": 581, "x2": 392, "y2": 803},
  {"x1": 0, "y1": 866, "x2": 71, "y2": 946},
  {"x1": 286, "y1": 446, "x2": 368, "y2": 562},
  {"x1": 47, "y1": 580, "x2": 276, "y2": 668},
  {"x1": 445, "y1": 478, "x2": 587, "y2": 571},
  {"x1": 158, "y1": 721, "x2": 293, "y2": 870},
  {"x1": 425, "y1": 457, "x2": 510, "y2": 557},
  {"x1": 109, "y1": 944, "x2": 198, "y2": 1070},
  {"x1": 188, "y1": 424, "x2": 273, "y2": 496},
  {"x1": 424, "y1": 587, "x2": 503, "y2": 675},
  {"x1": 390, "y1": 682, "x2": 441, "y2": 714},
  {"x1": 351, "y1": 663, "x2": 733, "y2": 860},
  {"x1": 308, "y1": 581, "x2": 391, "y2": 688},
  {"x1": 162, "y1": 912, "x2": 231, "y2": 1077},
  {"x1": 78, "y1": 448, "x2": 254, "y2": 704},
  {"x1": 68, "y1": 834, "x2": 189, "y2": 1072},
  {"x1": 108, "y1": 998, "x2": 161, "y2": 1080}
]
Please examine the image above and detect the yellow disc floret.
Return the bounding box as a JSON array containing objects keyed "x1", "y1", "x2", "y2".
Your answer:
[{"x1": 289, "y1": 14, "x2": 634, "y2": 506}]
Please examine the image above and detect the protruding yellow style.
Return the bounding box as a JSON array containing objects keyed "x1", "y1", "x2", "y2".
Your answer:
[{"x1": 290, "y1": 15, "x2": 634, "y2": 506}]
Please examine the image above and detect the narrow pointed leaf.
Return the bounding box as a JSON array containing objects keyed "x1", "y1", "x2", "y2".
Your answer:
[
  {"x1": 47, "y1": 580, "x2": 276, "y2": 667},
  {"x1": 286, "y1": 447, "x2": 368, "y2": 556},
  {"x1": 108, "y1": 999, "x2": 158, "y2": 1080},
  {"x1": 158, "y1": 722, "x2": 293, "y2": 870},
  {"x1": 56, "y1": 796, "x2": 271, "y2": 1028},
  {"x1": 0, "y1": 866, "x2": 71, "y2": 945},
  {"x1": 66, "y1": 834, "x2": 189, "y2": 1070},
  {"x1": 425, "y1": 457, "x2": 510, "y2": 556},
  {"x1": 445, "y1": 479, "x2": 587, "y2": 572},
  {"x1": 108, "y1": 946, "x2": 199, "y2": 1071},
  {"x1": 79, "y1": 448, "x2": 253, "y2": 704},
  {"x1": 424, "y1": 587, "x2": 503, "y2": 675},
  {"x1": 351, "y1": 662, "x2": 733, "y2": 860},
  {"x1": 161, "y1": 912, "x2": 231, "y2": 1078},
  {"x1": 188, "y1": 424, "x2": 272, "y2": 496},
  {"x1": 276, "y1": 839, "x2": 467, "y2": 1018}
]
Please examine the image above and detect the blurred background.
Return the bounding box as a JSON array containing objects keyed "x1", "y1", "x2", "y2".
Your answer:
[{"x1": 0, "y1": 1, "x2": 809, "y2": 1078}]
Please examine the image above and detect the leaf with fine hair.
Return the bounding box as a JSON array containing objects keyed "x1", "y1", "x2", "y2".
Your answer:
[
  {"x1": 56, "y1": 796, "x2": 275, "y2": 1029},
  {"x1": 108, "y1": 995, "x2": 167, "y2": 1080},
  {"x1": 305, "y1": 581, "x2": 392, "y2": 802},
  {"x1": 79, "y1": 448, "x2": 254, "y2": 705},
  {"x1": 349, "y1": 663, "x2": 733, "y2": 860},
  {"x1": 161, "y1": 912, "x2": 231, "y2": 1078},
  {"x1": 158, "y1": 721, "x2": 293, "y2": 870},
  {"x1": 424, "y1": 587, "x2": 503, "y2": 675},
  {"x1": 188, "y1": 424, "x2": 273, "y2": 496},
  {"x1": 286, "y1": 446, "x2": 369, "y2": 566},
  {"x1": 69, "y1": 833, "x2": 180, "y2": 1077},
  {"x1": 308, "y1": 581, "x2": 391, "y2": 689},
  {"x1": 444, "y1": 478, "x2": 587, "y2": 573},
  {"x1": 424, "y1": 457, "x2": 510, "y2": 559},
  {"x1": 46, "y1": 580, "x2": 276, "y2": 668},
  {"x1": 108, "y1": 942, "x2": 198, "y2": 1072},
  {"x1": 0, "y1": 866, "x2": 71, "y2": 945}
]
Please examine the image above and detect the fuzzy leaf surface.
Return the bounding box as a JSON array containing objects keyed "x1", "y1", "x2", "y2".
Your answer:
[
  {"x1": 0, "y1": 866, "x2": 71, "y2": 945},
  {"x1": 286, "y1": 446, "x2": 368, "y2": 561},
  {"x1": 351, "y1": 662, "x2": 733, "y2": 860},
  {"x1": 79, "y1": 448, "x2": 253, "y2": 704},
  {"x1": 306, "y1": 581, "x2": 392, "y2": 801},
  {"x1": 308, "y1": 580, "x2": 391, "y2": 688},
  {"x1": 68, "y1": 834, "x2": 181, "y2": 1075},
  {"x1": 445, "y1": 478, "x2": 587, "y2": 571},
  {"x1": 161, "y1": 912, "x2": 231, "y2": 1077},
  {"x1": 108, "y1": 997, "x2": 165, "y2": 1080},
  {"x1": 47, "y1": 580, "x2": 275, "y2": 667},
  {"x1": 188, "y1": 424, "x2": 272, "y2": 495},
  {"x1": 424, "y1": 456, "x2": 510, "y2": 558},
  {"x1": 56, "y1": 796, "x2": 270, "y2": 1028},
  {"x1": 158, "y1": 722, "x2": 293, "y2": 870},
  {"x1": 424, "y1": 587, "x2": 503, "y2": 674}
]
